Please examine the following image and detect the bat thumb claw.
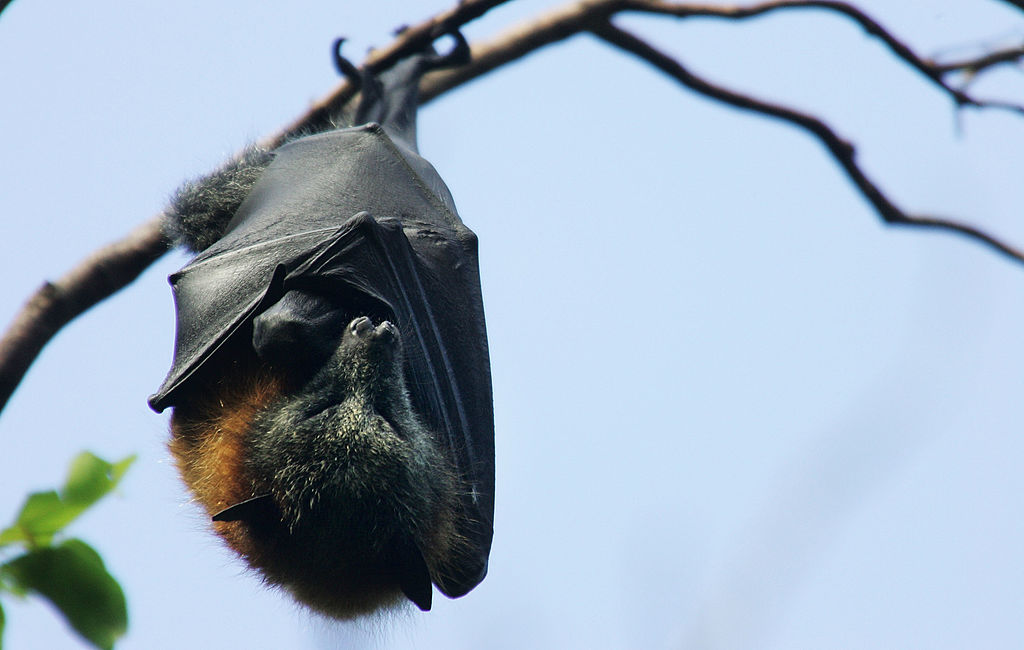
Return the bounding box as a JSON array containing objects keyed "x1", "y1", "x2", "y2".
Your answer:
[
  {"x1": 212, "y1": 494, "x2": 276, "y2": 524},
  {"x1": 396, "y1": 540, "x2": 433, "y2": 611}
]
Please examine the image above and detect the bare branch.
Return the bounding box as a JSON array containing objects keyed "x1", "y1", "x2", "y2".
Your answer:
[
  {"x1": 591, "y1": 20, "x2": 1024, "y2": 264},
  {"x1": 931, "y1": 44, "x2": 1024, "y2": 75},
  {"x1": 0, "y1": 216, "x2": 172, "y2": 413},
  {"x1": 3, "y1": 0, "x2": 1023, "y2": 418},
  {"x1": 619, "y1": 0, "x2": 1024, "y2": 114},
  {"x1": 423, "y1": 0, "x2": 619, "y2": 101}
]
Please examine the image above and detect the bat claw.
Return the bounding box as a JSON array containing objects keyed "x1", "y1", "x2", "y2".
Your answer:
[
  {"x1": 332, "y1": 37, "x2": 362, "y2": 86},
  {"x1": 424, "y1": 31, "x2": 470, "y2": 70}
]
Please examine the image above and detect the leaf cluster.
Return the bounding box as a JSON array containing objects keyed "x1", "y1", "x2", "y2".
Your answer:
[{"x1": 0, "y1": 452, "x2": 134, "y2": 650}]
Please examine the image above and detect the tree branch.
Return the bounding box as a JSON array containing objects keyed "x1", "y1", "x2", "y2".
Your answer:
[
  {"x1": 931, "y1": 44, "x2": 1024, "y2": 76},
  {"x1": 3, "y1": 0, "x2": 1023, "y2": 418},
  {"x1": 0, "y1": 217, "x2": 171, "y2": 413},
  {"x1": 619, "y1": 0, "x2": 1024, "y2": 114},
  {"x1": 422, "y1": 0, "x2": 620, "y2": 102},
  {"x1": 590, "y1": 20, "x2": 1024, "y2": 263},
  {"x1": 272, "y1": 0, "x2": 517, "y2": 145}
]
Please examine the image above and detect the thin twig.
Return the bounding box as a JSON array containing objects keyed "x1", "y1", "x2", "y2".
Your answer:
[
  {"x1": 931, "y1": 45, "x2": 1024, "y2": 75},
  {"x1": 591, "y1": 20, "x2": 1024, "y2": 263},
  {"x1": 620, "y1": 0, "x2": 1024, "y2": 114}
]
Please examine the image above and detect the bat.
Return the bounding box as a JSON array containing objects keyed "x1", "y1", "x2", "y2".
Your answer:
[{"x1": 147, "y1": 34, "x2": 494, "y2": 618}]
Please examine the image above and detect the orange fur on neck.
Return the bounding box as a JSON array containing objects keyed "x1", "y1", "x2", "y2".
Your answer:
[{"x1": 168, "y1": 354, "x2": 281, "y2": 534}]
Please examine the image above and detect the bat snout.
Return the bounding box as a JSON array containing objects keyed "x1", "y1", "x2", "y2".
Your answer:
[
  {"x1": 377, "y1": 320, "x2": 398, "y2": 342},
  {"x1": 348, "y1": 317, "x2": 399, "y2": 344},
  {"x1": 349, "y1": 316, "x2": 374, "y2": 337}
]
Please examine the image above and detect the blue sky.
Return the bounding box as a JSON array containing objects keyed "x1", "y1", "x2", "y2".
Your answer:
[{"x1": 2, "y1": 1, "x2": 1023, "y2": 648}]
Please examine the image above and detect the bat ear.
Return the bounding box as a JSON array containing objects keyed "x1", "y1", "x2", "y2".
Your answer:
[{"x1": 395, "y1": 539, "x2": 433, "y2": 611}]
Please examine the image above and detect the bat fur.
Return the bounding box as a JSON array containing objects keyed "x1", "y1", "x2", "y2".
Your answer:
[
  {"x1": 170, "y1": 317, "x2": 466, "y2": 617},
  {"x1": 166, "y1": 144, "x2": 274, "y2": 253},
  {"x1": 159, "y1": 35, "x2": 489, "y2": 618}
]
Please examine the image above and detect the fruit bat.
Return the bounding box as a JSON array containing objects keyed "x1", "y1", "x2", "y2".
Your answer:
[{"x1": 147, "y1": 34, "x2": 494, "y2": 618}]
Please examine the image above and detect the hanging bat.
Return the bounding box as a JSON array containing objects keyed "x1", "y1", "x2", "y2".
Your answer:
[{"x1": 148, "y1": 34, "x2": 494, "y2": 618}]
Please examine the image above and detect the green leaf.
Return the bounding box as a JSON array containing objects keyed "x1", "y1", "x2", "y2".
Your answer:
[
  {"x1": 62, "y1": 453, "x2": 135, "y2": 505},
  {"x1": 0, "y1": 539, "x2": 127, "y2": 650},
  {"x1": 0, "y1": 491, "x2": 73, "y2": 547},
  {"x1": 0, "y1": 599, "x2": 6, "y2": 650},
  {"x1": 0, "y1": 453, "x2": 135, "y2": 547}
]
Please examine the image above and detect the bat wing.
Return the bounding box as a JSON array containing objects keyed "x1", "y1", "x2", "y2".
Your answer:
[{"x1": 150, "y1": 125, "x2": 494, "y2": 597}]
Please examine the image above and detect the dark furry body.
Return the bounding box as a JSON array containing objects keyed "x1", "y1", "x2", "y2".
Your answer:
[
  {"x1": 162, "y1": 105, "x2": 464, "y2": 619},
  {"x1": 170, "y1": 320, "x2": 463, "y2": 617},
  {"x1": 159, "y1": 40, "x2": 490, "y2": 617}
]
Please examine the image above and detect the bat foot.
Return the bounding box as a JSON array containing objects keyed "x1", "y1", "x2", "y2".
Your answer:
[{"x1": 332, "y1": 38, "x2": 361, "y2": 86}]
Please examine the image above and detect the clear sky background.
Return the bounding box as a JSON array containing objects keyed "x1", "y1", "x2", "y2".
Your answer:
[{"x1": 2, "y1": 1, "x2": 1023, "y2": 648}]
